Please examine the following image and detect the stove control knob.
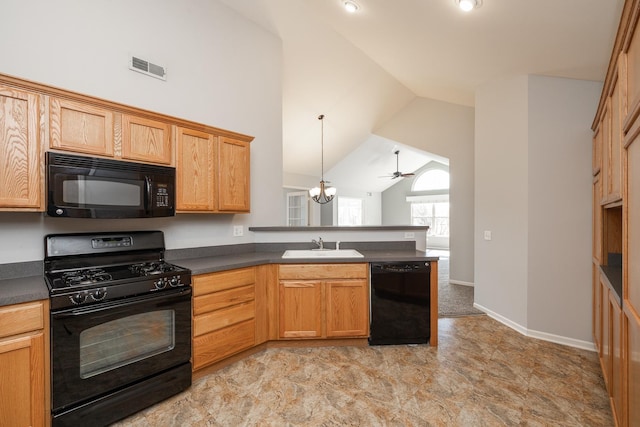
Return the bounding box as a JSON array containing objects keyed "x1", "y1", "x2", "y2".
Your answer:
[
  {"x1": 169, "y1": 276, "x2": 180, "y2": 287},
  {"x1": 69, "y1": 292, "x2": 88, "y2": 305},
  {"x1": 91, "y1": 288, "x2": 107, "y2": 301},
  {"x1": 154, "y1": 279, "x2": 167, "y2": 290}
]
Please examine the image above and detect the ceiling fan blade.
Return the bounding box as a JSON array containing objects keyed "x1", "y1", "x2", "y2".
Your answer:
[{"x1": 400, "y1": 172, "x2": 415, "y2": 177}]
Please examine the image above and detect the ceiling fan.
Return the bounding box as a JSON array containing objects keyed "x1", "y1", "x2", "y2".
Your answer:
[{"x1": 380, "y1": 150, "x2": 415, "y2": 179}]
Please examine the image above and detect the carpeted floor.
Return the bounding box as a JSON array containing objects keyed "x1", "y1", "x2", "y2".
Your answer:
[{"x1": 429, "y1": 249, "x2": 484, "y2": 318}]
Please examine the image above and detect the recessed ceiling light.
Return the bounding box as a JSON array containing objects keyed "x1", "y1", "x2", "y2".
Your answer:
[
  {"x1": 343, "y1": 1, "x2": 359, "y2": 13},
  {"x1": 456, "y1": 0, "x2": 482, "y2": 12}
]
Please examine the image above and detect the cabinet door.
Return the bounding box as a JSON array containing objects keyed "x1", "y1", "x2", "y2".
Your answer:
[
  {"x1": 593, "y1": 126, "x2": 602, "y2": 176},
  {"x1": 0, "y1": 333, "x2": 46, "y2": 427},
  {"x1": 600, "y1": 104, "x2": 611, "y2": 205},
  {"x1": 50, "y1": 97, "x2": 113, "y2": 157},
  {"x1": 627, "y1": 310, "x2": 640, "y2": 427},
  {"x1": 326, "y1": 279, "x2": 368, "y2": 337},
  {"x1": 608, "y1": 74, "x2": 622, "y2": 202},
  {"x1": 593, "y1": 176, "x2": 603, "y2": 264},
  {"x1": 628, "y1": 131, "x2": 640, "y2": 316},
  {"x1": 218, "y1": 136, "x2": 250, "y2": 212},
  {"x1": 279, "y1": 281, "x2": 323, "y2": 338},
  {"x1": 609, "y1": 292, "x2": 622, "y2": 427},
  {"x1": 176, "y1": 126, "x2": 216, "y2": 211},
  {"x1": 122, "y1": 114, "x2": 172, "y2": 165},
  {"x1": 0, "y1": 86, "x2": 41, "y2": 209},
  {"x1": 602, "y1": 278, "x2": 611, "y2": 387},
  {"x1": 593, "y1": 264, "x2": 603, "y2": 352}
]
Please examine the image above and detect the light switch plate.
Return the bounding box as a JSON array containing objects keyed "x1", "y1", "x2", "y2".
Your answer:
[{"x1": 484, "y1": 230, "x2": 492, "y2": 241}]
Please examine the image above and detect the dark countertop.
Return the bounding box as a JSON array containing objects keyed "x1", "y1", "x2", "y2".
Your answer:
[
  {"x1": 173, "y1": 249, "x2": 438, "y2": 275},
  {"x1": 0, "y1": 275, "x2": 49, "y2": 306},
  {"x1": 248, "y1": 226, "x2": 429, "y2": 232},
  {"x1": 0, "y1": 245, "x2": 437, "y2": 307}
]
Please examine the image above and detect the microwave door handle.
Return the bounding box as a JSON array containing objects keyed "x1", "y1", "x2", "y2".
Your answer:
[{"x1": 144, "y1": 176, "x2": 152, "y2": 213}]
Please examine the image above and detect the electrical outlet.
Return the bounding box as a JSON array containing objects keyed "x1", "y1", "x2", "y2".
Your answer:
[
  {"x1": 404, "y1": 232, "x2": 415, "y2": 239},
  {"x1": 233, "y1": 225, "x2": 244, "y2": 237},
  {"x1": 484, "y1": 230, "x2": 492, "y2": 241}
]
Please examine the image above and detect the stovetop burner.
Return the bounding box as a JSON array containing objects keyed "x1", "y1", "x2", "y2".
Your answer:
[
  {"x1": 60, "y1": 268, "x2": 113, "y2": 287},
  {"x1": 129, "y1": 261, "x2": 178, "y2": 276},
  {"x1": 44, "y1": 231, "x2": 192, "y2": 310}
]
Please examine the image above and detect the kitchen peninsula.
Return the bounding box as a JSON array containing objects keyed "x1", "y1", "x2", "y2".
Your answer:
[{"x1": 0, "y1": 225, "x2": 437, "y2": 425}]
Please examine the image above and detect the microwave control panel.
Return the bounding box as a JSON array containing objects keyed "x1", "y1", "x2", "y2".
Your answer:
[{"x1": 155, "y1": 184, "x2": 170, "y2": 207}]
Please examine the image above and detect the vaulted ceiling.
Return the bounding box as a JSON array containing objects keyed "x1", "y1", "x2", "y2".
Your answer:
[{"x1": 219, "y1": 0, "x2": 623, "y2": 192}]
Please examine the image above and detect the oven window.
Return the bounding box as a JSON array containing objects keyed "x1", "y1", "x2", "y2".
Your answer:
[
  {"x1": 63, "y1": 177, "x2": 142, "y2": 206},
  {"x1": 79, "y1": 310, "x2": 175, "y2": 379}
]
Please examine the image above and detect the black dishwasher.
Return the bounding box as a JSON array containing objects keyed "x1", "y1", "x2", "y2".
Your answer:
[{"x1": 369, "y1": 261, "x2": 430, "y2": 345}]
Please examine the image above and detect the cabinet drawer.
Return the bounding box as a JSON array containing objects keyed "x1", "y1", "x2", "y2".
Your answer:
[
  {"x1": 193, "y1": 267, "x2": 256, "y2": 296},
  {"x1": 279, "y1": 263, "x2": 368, "y2": 280},
  {"x1": 0, "y1": 301, "x2": 44, "y2": 338},
  {"x1": 193, "y1": 319, "x2": 255, "y2": 370},
  {"x1": 194, "y1": 285, "x2": 254, "y2": 315},
  {"x1": 194, "y1": 301, "x2": 255, "y2": 337}
]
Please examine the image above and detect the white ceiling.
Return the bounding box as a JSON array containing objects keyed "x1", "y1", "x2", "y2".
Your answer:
[{"x1": 219, "y1": 0, "x2": 624, "y2": 192}]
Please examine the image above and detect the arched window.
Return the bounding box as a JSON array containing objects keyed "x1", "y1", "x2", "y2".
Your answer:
[
  {"x1": 412, "y1": 169, "x2": 449, "y2": 191},
  {"x1": 408, "y1": 166, "x2": 450, "y2": 240}
]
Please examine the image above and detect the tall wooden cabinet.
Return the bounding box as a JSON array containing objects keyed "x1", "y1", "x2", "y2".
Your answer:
[{"x1": 592, "y1": 1, "x2": 640, "y2": 425}]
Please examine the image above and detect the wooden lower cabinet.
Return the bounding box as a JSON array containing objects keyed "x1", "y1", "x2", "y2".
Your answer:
[
  {"x1": 627, "y1": 308, "x2": 640, "y2": 426},
  {"x1": 278, "y1": 263, "x2": 369, "y2": 339},
  {"x1": 0, "y1": 300, "x2": 49, "y2": 427},
  {"x1": 609, "y1": 291, "x2": 623, "y2": 426},
  {"x1": 192, "y1": 267, "x2": 257, "y2": 371}
]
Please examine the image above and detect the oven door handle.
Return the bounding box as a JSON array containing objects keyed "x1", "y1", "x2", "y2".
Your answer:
[{"x1": 52, "y1": 288, "x2": 192, "y2": 318}]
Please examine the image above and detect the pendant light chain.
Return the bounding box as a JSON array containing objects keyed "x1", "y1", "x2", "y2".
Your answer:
[
  {"x1": 309, "y1": 113, "x2": 336, "y2": 204},
  {"x1": 319, "y1": 114, "x2": 325, "y2": 180}
]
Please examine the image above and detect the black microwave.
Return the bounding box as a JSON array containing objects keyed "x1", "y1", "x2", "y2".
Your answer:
[{"x1": 46, "y1": 152, "x2": 176, "y2": 219}]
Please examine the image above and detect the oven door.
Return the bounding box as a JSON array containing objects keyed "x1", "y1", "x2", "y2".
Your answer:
[{"x1": 51, "y1": 287, "x2": 192, "y2": 412}]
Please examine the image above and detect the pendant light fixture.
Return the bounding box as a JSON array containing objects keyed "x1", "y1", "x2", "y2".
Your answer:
[{"x1": 309, "y1": 114, "x2": 336, "y2": 204}]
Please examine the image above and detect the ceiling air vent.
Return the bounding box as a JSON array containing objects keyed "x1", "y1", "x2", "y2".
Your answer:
[{"x1": 129, "y1": 55, "x2": 166, "y2": 81}]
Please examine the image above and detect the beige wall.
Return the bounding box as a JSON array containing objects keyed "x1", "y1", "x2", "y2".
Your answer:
[
  {"x1": 475, "y1": 74, "x2": 602, "y2": 347},
  {"x1": 0, "y1": 0, "x2": 283, "y2": 263}
]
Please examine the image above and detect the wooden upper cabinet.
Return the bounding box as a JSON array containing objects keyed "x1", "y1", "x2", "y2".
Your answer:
[
  {"x1": 0, "y1": 86, "x2": 42, "y2": 210},
  {"x1": 593, "y1": 125, "x2": 602, "y2": 176},
  {"x1": 626, "y1": 18, "x2": 640, "y2": 125},
  {"x1": 218, "y1": 136, "x2": 250, "y2": 212},
  {"x1": 606, "y1": 68, "x2": 623, "y2": 203},
  {"x1": 176, "y1": 126, "x2": 216, "y2": 212},
  {"x1": 121, "y1": 114, "x2": 172, "y2": 165},
  {"x1": 50, "y1": 97, "x2": 114, "y2": 157}
]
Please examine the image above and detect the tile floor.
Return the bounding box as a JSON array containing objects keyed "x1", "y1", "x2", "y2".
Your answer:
[{"x1": 113, "y1": 316, "x2": 613, "y2": 426}]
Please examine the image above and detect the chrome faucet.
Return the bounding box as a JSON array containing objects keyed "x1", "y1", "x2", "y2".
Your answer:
[{"x1": 312, "y1": 237, "x2": 324, "y2": 250}]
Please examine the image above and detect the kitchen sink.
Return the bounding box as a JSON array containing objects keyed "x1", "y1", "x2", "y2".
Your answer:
[{"x1": 281, "y1": 249, "x2": 364, "y2": 259}]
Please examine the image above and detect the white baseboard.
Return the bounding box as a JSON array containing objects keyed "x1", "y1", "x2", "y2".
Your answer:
[
  {"x1": 472, "y1": 303, "x2": 597, "y2": 352},
  {"x1": 448, "y1": 279, "x2": 474, "y2": 287}
]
